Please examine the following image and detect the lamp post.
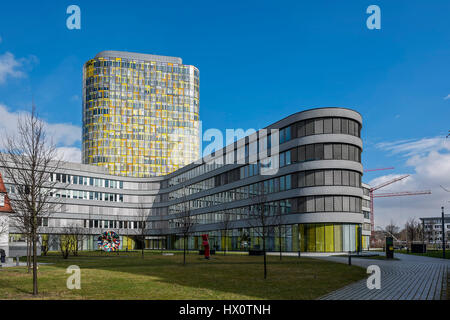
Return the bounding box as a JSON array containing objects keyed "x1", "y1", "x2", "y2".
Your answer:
[{"x1": 442, "y1": 207, "x2": 446, "y2": 259}]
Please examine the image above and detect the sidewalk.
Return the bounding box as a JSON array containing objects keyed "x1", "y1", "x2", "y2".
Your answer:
[{"x1": 318, "y1": 253, "x2": 449, "y2": 300}]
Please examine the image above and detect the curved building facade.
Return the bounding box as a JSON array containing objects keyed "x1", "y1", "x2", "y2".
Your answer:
[
  {"x1": 4, "y1": 107, "x2": 368, "y2": 253},
  {"x1": 82, "y1": 51, "x2": 200, "y2": 178}
]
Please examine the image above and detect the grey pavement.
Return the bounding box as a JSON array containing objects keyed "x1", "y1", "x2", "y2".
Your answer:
[{"x1": 318, "y1": 253, "x2": 449, "y2": 300}]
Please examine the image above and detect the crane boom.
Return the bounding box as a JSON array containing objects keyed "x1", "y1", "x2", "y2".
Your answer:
[
  {"x1": 373, "y1": 190, "x2": 431, "y2": 198},
  {"x1": 370, "y1": 174, "x2": 410, "y2": 192}
]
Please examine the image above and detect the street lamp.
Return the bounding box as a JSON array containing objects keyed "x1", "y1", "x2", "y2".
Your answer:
[{"x1": 442, "y1": 207, "x2": 446, "y2": 259}]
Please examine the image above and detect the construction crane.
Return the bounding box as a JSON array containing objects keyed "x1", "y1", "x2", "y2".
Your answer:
[
  {"x1": 368, "y1": 175, "x2": 432, "y2": 245},
  {"x1": 364, "y1": 168, "x2": 432, "y2": 243},
  {"x1": 369, "y1": 174, "x2": 410, "y2": 234}
]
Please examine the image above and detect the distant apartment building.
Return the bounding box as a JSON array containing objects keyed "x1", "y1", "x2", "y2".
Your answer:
[
  {"x1": 82, "y1": 51, "x2": 200, "y2": 178},
  {"x1": 362, "y1": 183, "x2": 372, "y2": 250},
  {"x1": 421, "y1": 215, "x2": 450, "y2": 248}
]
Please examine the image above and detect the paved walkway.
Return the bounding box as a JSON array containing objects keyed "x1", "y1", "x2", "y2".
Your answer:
[{"x1": 318, "y1": 253, "x2": 449, "y2": 300}]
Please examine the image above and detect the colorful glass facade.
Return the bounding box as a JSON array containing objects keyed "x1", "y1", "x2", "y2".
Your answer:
[{"x1": 82, "y1": 51, "x2": 200, "y2": 177}]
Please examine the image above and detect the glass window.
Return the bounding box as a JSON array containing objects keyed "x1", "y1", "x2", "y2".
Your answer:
[
  {"x1": 342, "y1": 170, "x2": 350, "y2": 186},
  {"x1": 286, "y1": 151, "x2": 291, "y2": 165},
  {"x1": 315, "y1": 196, "x2": 325, "y2": 211},
  {"x1": 341, "y1": 119, "x2": 348, "y2": 134},
  {"x1": 341, "y1": 144, "x2": 349, "y2": 160},
  {"x1": 306, "y1": 172, "x2": 315, "y2": 186},
  {"x1": 349, "y1": 121, "x2": 355, "y2": 136},
  {"x1": 285, "y1": 127, "x2": 291, "y2": 141},
  {"x1": 286, "y1": 175, "x2": 292, "y2": 190},
  {"x1": 315, "y1": 144, "x2": 324, "y2": 160},
  {"x1": 333, "y1": 118, "x2": 341, "y2": 134},
  {"x1": 305, "y1": 120, "x2": 314, "y2": 136},
  {"x1": 298, "y1": 146, "x2": 306, "y2": 162},
  {"x1": 349, "y1": 197, "x2": 356, "y2": 212},
  {"x1": 324, "y1": 170, "x2": 333, "y2": 185},
  {"x1": 324, "y1": 119, "x2": 332, "y2": 134},
  {"x1": 306, "y1": 145, "x2": 314, "y2": 161},
  {"x1": 334, "y1": 170, "x2": 342, "y2": 185},
  {"x1": 342, "y1": 196, "x2": 350, "y2": 211},
  {"x1": 333, "y1": 144, "x2": 342, "y2": 160},
  {"x1": 298, "y1": 197, "x2": 306, "y2": 212},
  {"x1": 280, "y1": 153, "x2": 285, "y2": 167},
  {"x1": 306, "y1": 196, "x2": 315, "y2": 212},
  {"x1": 315, "y1": 170, "x2": 324, "y2": 185},
  {"x1": 280, "y1": 176, "x2": 286, "y2": 191},
  {"x1": 297, "y1": 121, "x2": 306, "y2": 137},
  {"x1": 334, "y1": 196, "x2": 343, "y2": 211},
  {"x1": 325, "y1": 196, "x2": 333, "y2": 212},
  {"x1": 349, "y1": 145, "x2": 355, "y2": 161},
  {"x1": 314, "y1": 119, "x2": 323, "y2": 134},
  {"x1": 324, "y1": 144, "x2": 333, "y2": 159},
  {"x1": 298, "y1": 172, "x2": 305, "y2": 187}
]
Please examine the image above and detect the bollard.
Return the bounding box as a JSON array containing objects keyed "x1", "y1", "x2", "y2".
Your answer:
[
  {"x1": 298, "y1": 250, "x2": 301, "y2": 258},
  {"x1": 348, "y1": 251, "x2": 352, "y2": 265}
]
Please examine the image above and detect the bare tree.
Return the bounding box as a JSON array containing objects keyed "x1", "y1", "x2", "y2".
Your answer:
[
  {"x1": 178, "y1": 191, "x2": 196, "y2": 265},
  {"x1": 136, "y1": 203, "x2": 149, "y2": 258},
  {"x1": 66, "y1": 224, "x2": 85, "y2": 257},
  {"x1": 58, "y1": 234, "x2": 71, "y2": 259},
  {"x1": 0, "y1": 105, "x2": 62, "y2": 295},
  {"x1": 405, "y1": 218, "x2": 422, "y2": 249},
  {"x1": 246, "y1": 192, "x2": 270, "y2": 279},
  {"x1": 385, "y1": 220, "x2": 400, "y2": 239}
]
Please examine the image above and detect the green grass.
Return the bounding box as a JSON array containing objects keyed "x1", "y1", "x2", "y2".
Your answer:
[
  {"x1": 397, "y1": 249, "x2": 450, "y2": 259},
  {"x1": 0, "y1": 251, "x2": 366, "y2": 300}
]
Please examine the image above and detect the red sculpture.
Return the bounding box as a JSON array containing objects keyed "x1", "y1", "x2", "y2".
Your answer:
[{"x1": 202, "y1": 234, "x2": 210, "y2": 259}]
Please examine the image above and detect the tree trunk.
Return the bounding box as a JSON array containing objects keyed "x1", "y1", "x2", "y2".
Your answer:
[
  {"x1": 263, "y1": 235, "x2": 267, "y2": 280},
  {"x1": 183, "y1": 235, "x2": 187, "y2": 265},
  {"x1": 279, "y1": 227, "x2": 282, "y2": 261},
  {"x1": 141, "y1": 237, "x2": 144, "y2": 259},
  {"x1": 32, "y1": 230, "x2": 38, "y2": 295},
  {"x1": 27, "y1": 237, "x2": 31, "y2": 273}
]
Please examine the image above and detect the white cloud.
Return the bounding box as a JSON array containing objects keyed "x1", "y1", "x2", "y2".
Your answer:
[
  {"x1": 0, "y1": 104, "x2": 81, "y2": 150},
  {"x1": 0, "y1": 52, "x2": 37, "y2": 84},
  {"x1": 55, "y1": 147, "x2": 81, "y2": 163},
  {"x1": 375, "y1": 137, "x2": 449, "y2": 157},
  {"x1": 444, "y1": 94, "x2": 450, "y2": 100},
  {"x1": 371, "y1": 137, "x2": 450, "y2": 229}
]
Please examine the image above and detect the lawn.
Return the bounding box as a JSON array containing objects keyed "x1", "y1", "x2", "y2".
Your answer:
[{"x1": 0, "y1": 251, "x2": 366, "y2": 300}]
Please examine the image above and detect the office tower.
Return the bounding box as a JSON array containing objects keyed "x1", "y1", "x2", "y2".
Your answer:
[{"x1": 82, "y1": 51, "x2": 200, "y2": 177}]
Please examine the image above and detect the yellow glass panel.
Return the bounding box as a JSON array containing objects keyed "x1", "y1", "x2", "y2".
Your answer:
[
  {"x1": 325, "y1": 224, "x2": 334, "y2": 252},
  {"x1": 334, "y1": 224, "x2": 343, "y2": 252},
  {"x1": 307, "y1": 224, "x2": 316, "y2": 252},
  {"x1": 316, "y1": 224, "x2": 325, "y2": 252}
]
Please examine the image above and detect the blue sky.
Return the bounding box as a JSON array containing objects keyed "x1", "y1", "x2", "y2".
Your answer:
[{"x1": 0, "y1": 0, "x2": 449, "y2": 226}]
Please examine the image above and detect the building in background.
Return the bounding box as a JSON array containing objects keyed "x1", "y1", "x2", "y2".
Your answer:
[
  {"x1": 3, "y1": 107, "x2": 368, "y2": 253},
  {"x1": 0, "y1": 173, "x2": 13, "y2": 257},
  {"x1": 82, "y1": 51, "x2": 200, "y2": 177},
  {"x1": 361, "y1": 183, "x2": 372, "y2": 250},
  {"x1": 421, "y1": 215, "x2": 450, "y2": 249}
]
